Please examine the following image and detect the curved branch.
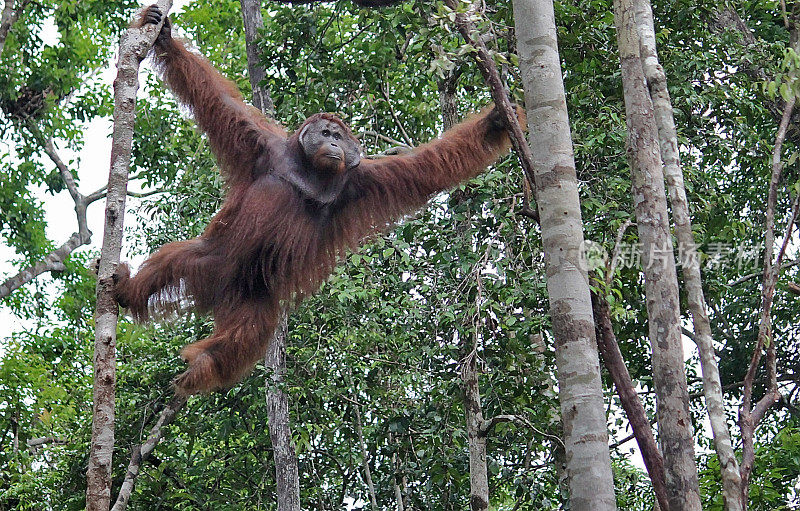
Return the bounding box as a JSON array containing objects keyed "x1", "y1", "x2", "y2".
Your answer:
[{"x1": 443, "y1": 0, "x2": 535, "y2": 193}]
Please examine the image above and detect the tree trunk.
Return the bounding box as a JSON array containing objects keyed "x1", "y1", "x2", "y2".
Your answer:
[
  {"x1": 265, "y1": 318, "x2": 301, "y2": 511},
  {"x1": 512, "y1": 1, "x2": 616, "y2": 509},
  {"x1": 592, "y1": 292, "x2": 670, "y2": 511},
  {"x1": 86, "y1": 3, "x2": 173, "y2": 510},
  {"x1": 462, "y1": 348, "x2": 489, "y2": 511},
  {"x1": 632, "y1": 1, "x2": 742, "y2": 508},
  {"x1": 238, "y1": 3, "x2": 301, "y2": 508},
  {"x1": 613, "y1": 0, "x2": 701, "y2": 508},
  {"x1": 348, "y1": 374, "x2": 379, "y2": 509},
  {"x1": 239, "y1": 0, "x2": 274, "y2": 117},
  {"x1": 438, "y1": 70, "x2": 491, "y2": 511}
]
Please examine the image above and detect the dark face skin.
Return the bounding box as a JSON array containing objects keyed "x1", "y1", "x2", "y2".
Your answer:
[{"x1": 299, "y1": 119, "x2": 362, "y2": 173}]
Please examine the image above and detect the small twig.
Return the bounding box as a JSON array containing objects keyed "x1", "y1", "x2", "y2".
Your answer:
[
  {"x1": 127, "y1": 189, "x2": 166, "y2": 199},
  {"x1": 26, "y1": 436, "x2": 67, "y2": 449},
  {"x1": 519, "y1": 177, "x2": 539, "y2": 222},
  {"x1": 378, "y1": 81, "x2": 414, "y2": 147},
  {"x1": 357, "y1": 130, "x2": 410, "y2": 148},
  {"x1": 606, "y1": 219, "x2": 634, "y2": 285},
  {"x1": 731, "y1": 258, "x2": 800, "y2": 286}
]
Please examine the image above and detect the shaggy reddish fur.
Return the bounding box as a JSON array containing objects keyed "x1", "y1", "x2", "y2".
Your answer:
[{"x1": 115, "y1": 19, "x2": 523, "y2": 395}]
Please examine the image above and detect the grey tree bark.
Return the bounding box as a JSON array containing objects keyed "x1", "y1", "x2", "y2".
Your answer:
[
  {"x1": 512, "y1": 0, "x2": 616, "y2": 508},
  {"x1": 238, "y1": 2, "x2": 301, "y2": 508},
  {"x1": 613, "y1": 0, "x2": 701, "y2": 508},
  {"x1": 632, "y1": 1, "x2": 742, "y2": 508},
  {"x1": 86, "y1": 3, "x2": 173, "y2": 510},
  {"x1": 264, "y1": 318, "x2": 301, "y2": 511},
  {"x1": 239, "y1": 0, "x2": 274, "y2": 117}
]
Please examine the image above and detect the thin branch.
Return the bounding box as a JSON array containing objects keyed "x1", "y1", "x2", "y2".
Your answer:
[
  {"x1": 443, "y1": 0, "x2": 536, "y2": 193},
  {"x1": 731, "y1": 258, "x2": 800, "y2": 286},
  {"x1": 0, "y1": 232, "x2": 83, "y2": 299},
  {"x1": 742, "y1": 95, "x2": 795, "y2": 415},
  {"x1": 739, "y1": 69, "x2": 799, "y2": 503},
  {"x1": 378, "y1": 81, "x2": 414, "y2": 147},
  {"x1": 751, "y1": 192, "x2": 800, "y2": 427},
  {"x1": 518, "y1": 176, "x2": 539, "y2": 222},
  {"x1": 356, "y1": 130, "x2": 410, "y2": 148},
  {"x1": 606, "y1": 219, "x2": 634, "y2": 285},
  {"x1": 26, "y1": 436, "x2": 66, "y2": 449},
  {"x1": 480, "y1": 414, "x2": 564, "y2": 449},
  {"x1": 346, "y1": 373, "x2": 379, "y2": 510},
  {"x1": 41, "y1": 137, "x2": 82, "y2": 202},
  {"x1": 126, "y1": 189, "x2": 166, "y2": 199},
  {"x1": 110, "y1": 396, "x2": 187, "y2": 511}
]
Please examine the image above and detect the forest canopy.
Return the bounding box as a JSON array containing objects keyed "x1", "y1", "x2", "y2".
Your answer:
[{"x1": 0, "y1": 0, "x2": 799, "y2": 510}]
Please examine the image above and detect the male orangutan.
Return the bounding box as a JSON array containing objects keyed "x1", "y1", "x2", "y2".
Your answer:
[{"x1": 116, "y1": 5, "x2": 526, "y2": 395}]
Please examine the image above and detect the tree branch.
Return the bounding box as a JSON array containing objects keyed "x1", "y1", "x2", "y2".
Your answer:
[
  {"x1": 739, "y1": 57, "x2": 799, "y2": 503},
  {"x1": 0, "y1": 0, "x2": 30, "y2": 55},
  {"x1": 26, "y1": 436, "x2": 66, "y2": 449},
  {"x1": 0, "y1": 128, "x2": 96, "y2": 300},
  {"x1": 730, "y1": 258, "x2": 800, "y2": 286},
  {"x1": 0, "y1": 232, "x2": 84, "y2": 299},
  {"x1": 110, "y1": 396, "x2": 187, "y2": 511},
  {"x1": 591, "y1": 291, "x2": 670, "y2": 511},
  {"x1": 443, "y1": 0, "x2": 536, "y2": 195},
  {"x1": 87, "y1": 3, "x2": 173, "y2": 510}
]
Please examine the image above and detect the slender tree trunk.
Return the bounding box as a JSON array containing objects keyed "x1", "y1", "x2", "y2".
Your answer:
[
  {"x1": 632, "y1": 1, "x2": 742, "y2": 508},
  {"x1": 238, "y1": 4, "x2": 301, "y2": 508},
  {"x1": 86, "y1": 3, "x2": 173, "y2": 510},
  {"x1": 592, "y1": 292, "x2": 670, "y2": 511},
  {"x1": 462, "y1": 347, "x2": 489, "y2": 511},
  {"x1": 265, "y1": 318, "x2": 301, "y2": 511},
  {"x1": 438, "y1": 69, "x2": 491, "y2": 511},
  {"x1": 348, "y1": 375, "x2": 379, "y2": 509},
  {"x1": 613, "y1": 0, "x2": 701, "y2": 508},
  {"x1": 239, "y1": 0, "x2": 274, "y2": 117},
  {"x1": 739, "y1": 38, "x2": 799, "y2": 501},
  {"x1": 512, "y1": 1, "x2": 616, "y2": 509}
]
